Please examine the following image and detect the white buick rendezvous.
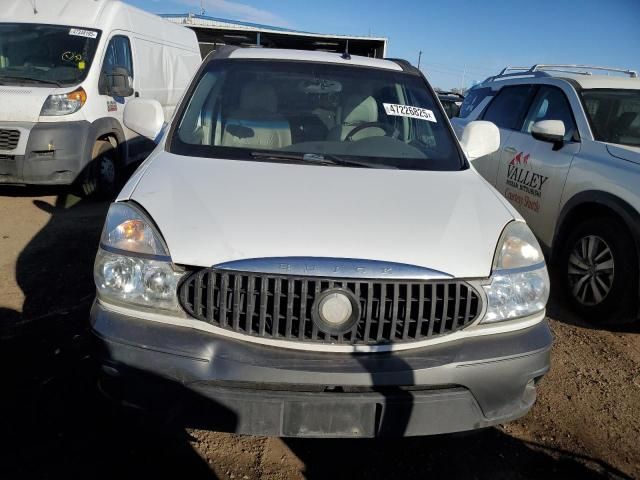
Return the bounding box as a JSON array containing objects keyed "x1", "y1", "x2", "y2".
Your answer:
[{"x1": 91, "y1": 47, "x2": 552, "y2": 438}]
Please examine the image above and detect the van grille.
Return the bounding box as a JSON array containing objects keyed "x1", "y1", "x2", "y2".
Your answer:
[
  {"x1": 0, "y1": 130, "x2": 20, "y2": 150},
  {"x1": 178, "y1": 269, "x2": 482, "y2": 346}
]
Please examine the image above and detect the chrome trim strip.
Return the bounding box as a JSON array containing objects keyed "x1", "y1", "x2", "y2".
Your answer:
[
  {"x1": 214, "y1": 257, "x2": 453, "y2": 280},
  {"x1": 99, "y1": 243, "x2": 172, "y2": 263},
  {"x1": 493, "y1": 261, "x2": 547, "y2": 275},
  {"x1": 98, "y1": 299, "x2": 546, "y2": 353}
]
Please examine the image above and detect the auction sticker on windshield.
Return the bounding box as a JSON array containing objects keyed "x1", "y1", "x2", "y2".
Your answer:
[
  {"x1": 69, "y1": 28, "x2": 98, "y2": 39},
  {"x1": 383, "y1": 103, "x2": 437, "y2": 123}
]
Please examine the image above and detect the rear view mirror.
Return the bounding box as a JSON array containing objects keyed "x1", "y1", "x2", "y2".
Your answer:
[
  {"x1": 102, "y1": 66, "x2": 134, "y2": 97},
  {"x1": 459, "y1": 121, "x2": 500, "y2": 161},
  {"x1": 124, "y1": 98, "x2": 165, "y2": 141},
  {"x1": 532, "y1": 120, "x2": 565, "y2": 149}
]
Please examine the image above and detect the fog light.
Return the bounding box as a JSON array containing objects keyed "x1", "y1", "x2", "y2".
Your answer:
[{"x1": 143, "y1": 266, "x2": 173, "y2": 298}]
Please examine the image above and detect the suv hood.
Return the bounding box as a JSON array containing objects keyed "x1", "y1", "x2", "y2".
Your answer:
[
  {"x1": 0, "y1": 86, "x2": 56, "y2": 122},
  {"x1": 129, "y1": 152, "x2": 515, "y2": 278}
]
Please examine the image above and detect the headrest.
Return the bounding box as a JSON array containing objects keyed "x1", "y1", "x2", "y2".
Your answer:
[
  {"x1": 344, "y1": 95, "x2": 378, "y2": 124},
  {"x1": 239, "y1": 82, "x2": 277, "y2": 113}
]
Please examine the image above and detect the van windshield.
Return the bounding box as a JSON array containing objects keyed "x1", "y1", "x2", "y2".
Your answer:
[
  {"x1": 581, "y1": 89, "x2": 640, "y2": 147},
  {"x1": 0, "y1": 23, "x2": 101, "y2": 87},
  {"x1": 171, "y1": 59, "x2": 464, "y2": 171}
]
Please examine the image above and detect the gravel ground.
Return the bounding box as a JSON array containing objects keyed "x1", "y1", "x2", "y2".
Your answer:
[{"x1": 0, "y1": 187, "x2": 638, "y2": 479}]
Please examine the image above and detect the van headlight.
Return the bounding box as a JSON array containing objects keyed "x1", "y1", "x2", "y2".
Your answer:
[
  {"x1": 94, "y1": 202, "x2": 184, "y2": 313},
  {"x1": 41, "y1": 87, "x2": 87, "y2": 116},
  {"x1": 482, "y1": 221, "x2": 550, "y2": 323}
]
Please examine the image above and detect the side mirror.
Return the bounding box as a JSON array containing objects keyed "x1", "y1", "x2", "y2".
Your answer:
[
  {"x1": 531, "y1": 120, "x2": 565, "y2": 150},
  {"x1": 124, "y1": 98, "x2": 165, "y2": 141},
  {"x1": 103, "y1": 66, "x2": 134, "y2": 97},
  {"x1": 459, "y1": 120, "x2": 500, "y2": 161}
]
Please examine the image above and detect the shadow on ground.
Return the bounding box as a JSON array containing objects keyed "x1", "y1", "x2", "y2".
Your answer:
[
  {"x1": 0, "y1": 186, "x2": 632, "y2": 479},
  {"x1": 0, "y1": 187, "x2": 220, "y2": 479},
  {"x1": 284, "y1": 428, "x2": 628, "y2": 479},
  {"x1": 545, "y1": 293, "x2": 640, "y2": 335}
]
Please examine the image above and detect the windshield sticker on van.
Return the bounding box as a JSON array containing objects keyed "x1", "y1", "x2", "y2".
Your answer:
[
  {"x1": 383, "y1": 103, "x2": 437, "y2": 123},
  {"x1": 62, "y1": 51, "x2": 83, "y2": 63},
  {"x1": 69, "y1": 28, "x2": 98, "y2": 39}
]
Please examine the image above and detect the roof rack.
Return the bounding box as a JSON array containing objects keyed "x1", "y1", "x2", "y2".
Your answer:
[{"x1": 487, "y1": 64, "x2": 638, "y2": 82}]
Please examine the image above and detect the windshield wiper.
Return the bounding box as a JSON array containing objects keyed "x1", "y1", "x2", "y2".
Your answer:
[
  {"x1": 0, "y1": 75, "x2": 62, "y2": 87},
  {"x1": 249, "y1": 152, "x2": 392, "y2": 169}
]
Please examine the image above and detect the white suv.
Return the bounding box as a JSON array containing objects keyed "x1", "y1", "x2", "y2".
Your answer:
[
  {"x1": 90, "y1": 47, "x2": 552, "y2": 438},
  {"x1": 453, "y1": 65, "x2": 640, "y2": 323}
]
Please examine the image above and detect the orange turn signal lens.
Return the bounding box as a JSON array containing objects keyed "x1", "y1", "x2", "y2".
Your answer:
[
  {"x1": 67, "y1": 87, "x2": 87, "y2": 106},
  {"x1": 117, "y1": 219, "x2": 147, "y2": 243}
]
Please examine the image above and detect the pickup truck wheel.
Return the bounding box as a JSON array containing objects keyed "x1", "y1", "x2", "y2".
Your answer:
[
  {"x1": 560, "y1": 217, "x2": 637, "y2": 323},
  {"x1": 79, "y1": 140, "x2": 118, "y2": 199}
]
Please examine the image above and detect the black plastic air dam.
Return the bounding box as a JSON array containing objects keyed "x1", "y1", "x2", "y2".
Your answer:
[{"x1": 91, "y1": 300, "x2": 552, "y2": 437}]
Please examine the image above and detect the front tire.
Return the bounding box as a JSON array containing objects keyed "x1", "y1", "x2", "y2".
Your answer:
[
  {"x1": 79, "y1": 140, "x2": 118, "y2": 199},
  {"x1": 559, "y1": 217, "x2": 637, "y2": 323}
]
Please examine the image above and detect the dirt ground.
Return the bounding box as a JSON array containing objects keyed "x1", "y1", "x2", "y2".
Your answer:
[{"x1": 0, "y1": 187, "x2": 639, "y2": 480}]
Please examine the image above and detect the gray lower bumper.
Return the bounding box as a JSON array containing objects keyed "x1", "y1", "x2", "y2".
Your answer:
[
  {"x1": 0, "y1": 121, "x2": 91, "y2": 185},
  {"x1": 91, "y1": 302, "x2": 552, "y2": 438}
]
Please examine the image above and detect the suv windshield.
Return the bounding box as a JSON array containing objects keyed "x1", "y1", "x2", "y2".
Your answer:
[
  {"x1": 0, "y1": 23, "x2": 101, "y2": 87},
  {"x1": 581, "y1": 89, "x2": 640, "y2": 147},
  {"x1": 171, "y1": 59, "x2": 464, "y2": 171},
  {"x1": 458, "y1": 86, "x2": 493, "y2": 119}
]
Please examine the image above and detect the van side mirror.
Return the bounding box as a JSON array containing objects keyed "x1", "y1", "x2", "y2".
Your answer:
[
  {"x1": 459, "y1": 121, "x2": 500, "y2": 161},
  {"x1": 124, "y1": 98, "x2": 165, "y2": 141},
  {"x1": 102, "y1": 66, "x2": 134, "y2": 97},
  {"x1": 531, "y1": 120, "x2": 565, "y2": 150}
]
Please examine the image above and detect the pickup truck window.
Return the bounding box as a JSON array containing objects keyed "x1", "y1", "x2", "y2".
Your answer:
[{"x1": 582, "y1": 89, "x2": 640, "y2": 147}]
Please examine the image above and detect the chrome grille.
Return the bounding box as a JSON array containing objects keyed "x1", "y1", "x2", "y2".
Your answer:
[
  {"x1": 0, "y1": 129, "x2": 20, "y2": 150},
  {"x1": 179, "y1": 269, "x2": 482, "y2": 346}
]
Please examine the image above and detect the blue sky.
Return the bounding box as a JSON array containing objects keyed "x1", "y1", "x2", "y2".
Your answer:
[{"x1": 127, "y1": 0, "x2": 640, "y2": 90}]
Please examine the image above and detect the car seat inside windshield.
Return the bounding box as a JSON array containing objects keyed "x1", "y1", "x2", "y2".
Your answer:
[{"x1": 172, "y1": 59, "x2": 464, "y2": 171}]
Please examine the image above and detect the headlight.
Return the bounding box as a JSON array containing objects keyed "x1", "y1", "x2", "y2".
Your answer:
[
  {"x1": 40, "y1": 87, "x2": 87, "y2": 116},
  {"x1": 482, "y1": 221, "x2": 550, "y2": 323},
  {"x1": 94, "y1": 202, "x2": 184, "y2": 313}
]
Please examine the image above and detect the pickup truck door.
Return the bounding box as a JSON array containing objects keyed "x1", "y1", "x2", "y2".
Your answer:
[{"x1": 495, "y1": 85, "x2": 580, "y2": 245}]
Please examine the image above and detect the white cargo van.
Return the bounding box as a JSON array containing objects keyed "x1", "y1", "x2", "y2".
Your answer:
[{"x1": 0, "y1": 0, "x2": 201, "y2": 196}]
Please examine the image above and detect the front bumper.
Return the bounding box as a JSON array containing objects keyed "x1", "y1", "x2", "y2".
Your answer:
[
  {"x1": 0, "y1": 121, "x2": 91, "y2": 185},
  {"x1": 91, "y1": 301, "x2": 552, "y2": 438}
]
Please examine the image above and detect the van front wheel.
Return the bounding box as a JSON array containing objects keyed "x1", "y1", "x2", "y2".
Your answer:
[{"x1": 79, "y1": 140, "x2": 118, "y2": 199}]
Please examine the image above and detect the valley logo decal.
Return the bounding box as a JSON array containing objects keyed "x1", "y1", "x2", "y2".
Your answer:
[
  {"x1": 506, "y1": 152, "x2": 548, "y2": 198},
  {"x1": 504, "y1": 152, "x2": 549, "y2": 213}
]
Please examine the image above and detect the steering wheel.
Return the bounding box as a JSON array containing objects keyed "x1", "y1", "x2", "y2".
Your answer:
[{"x1": 345, "y1": 122, "x2": 398, "y2": 142}]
